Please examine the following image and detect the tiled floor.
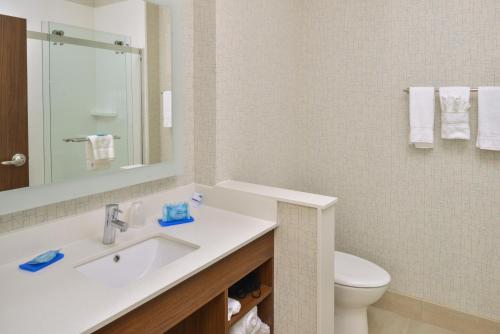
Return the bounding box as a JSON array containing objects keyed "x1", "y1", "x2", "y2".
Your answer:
[{"x1": 368, "y1": 307, "x2": 458, "y2": 334}]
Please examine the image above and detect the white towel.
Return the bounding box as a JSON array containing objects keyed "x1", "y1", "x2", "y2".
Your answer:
[
  {"x1": 228, "y1": 297, "x2": 242, "y2": 321},
  {"x1": 256, "y1": 323, "x2": 270, "y2": 334},
  {"x1": 409, "y1": 87, "x2": 435, "y2": 148},
  {"x1": 162, "y1": 91, "x2": 172, "y2": 128},
  {"x1": 86, "y1": 135, "x2": 115, "y2": 170},
  {"x1": 229, "y1": 307, "x2": 262, "y2": 334},
  {"x1": 439, "y1": 87, "x2": 471, "y2": 140},
  {"x1": 477, "y1": 87, "x2": 500, "y2": 151}
]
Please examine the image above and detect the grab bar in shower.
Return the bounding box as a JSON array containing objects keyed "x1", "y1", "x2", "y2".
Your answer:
[{"x1": 63, "y1": 135, "x2": 121, "y2": 143}]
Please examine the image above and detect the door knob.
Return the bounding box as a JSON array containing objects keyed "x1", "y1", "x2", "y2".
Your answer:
[{"x1": 1, "y1": 154, "x2": 27, "y2": 167}]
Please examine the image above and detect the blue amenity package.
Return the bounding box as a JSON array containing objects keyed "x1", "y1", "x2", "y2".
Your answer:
[
  {"x1": 164, "y1": 202, "x2": 190, "y2": 221},
  {"x1": 158, "y1": 202, "x2": 195, "y2": 227},
  {"x1": 19, "y1": 250, "x2": 64, "y2": 272},
  {"x1": 27, "y1": 249, "x2": 61, "y2": 265}
]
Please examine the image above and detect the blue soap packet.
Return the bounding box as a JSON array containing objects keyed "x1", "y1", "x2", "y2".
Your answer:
[
  {"x1": 20, "y1": 250, "x2": 64, "y2": 272},
  {"x1": 158, "y1": 202, "x2": 194, "y2": 227},
  {"x1": 26, "y1": 249, "x2": 61, "y2": 265},
  {"x1": 163, "y1": 202, "x2": 191, "y2": 222}
]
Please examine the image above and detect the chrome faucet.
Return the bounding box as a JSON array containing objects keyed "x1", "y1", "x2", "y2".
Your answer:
[{"x1": 103, "y1": 204, "x2": 128, "y2": 245}]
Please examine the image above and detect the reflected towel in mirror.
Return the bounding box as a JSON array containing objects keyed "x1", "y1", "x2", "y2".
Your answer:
[{"x1": 86, "y1": 135, "x2": 115, "y2": 170}]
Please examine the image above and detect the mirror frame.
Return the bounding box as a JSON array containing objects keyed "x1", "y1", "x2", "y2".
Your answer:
[{"x1": 0, "y1": 0, "x2": 185, "y2": 215}]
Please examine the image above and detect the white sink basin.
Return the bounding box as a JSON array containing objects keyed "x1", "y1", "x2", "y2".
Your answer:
[{"x1": 76, "y1": 236, "x2": 198, "y2": 288}]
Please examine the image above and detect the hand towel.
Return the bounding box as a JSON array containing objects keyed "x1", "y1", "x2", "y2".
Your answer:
[
  {"x1": 439, "y1": 87, "x2": 471, "y2": 140},
  {"x1": 477, "y1": 87, "x2": 500, "y2": 151},
  {"x1": 86, "y1": 135, "x2": 115, "y2": 170},
  {"x1": 228, "y1": 297, "x2": 242, "y2": 321},
  {"x1": 162, "y1": 91, "x2": 172, "y2": 128},
  {"x1": 409, "y1": 87, "x2": 435, "y2": 148}
]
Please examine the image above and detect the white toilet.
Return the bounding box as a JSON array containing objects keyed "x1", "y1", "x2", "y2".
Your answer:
[{"x1": 334, "y1": 251, "x2": 391, "y2": 334}]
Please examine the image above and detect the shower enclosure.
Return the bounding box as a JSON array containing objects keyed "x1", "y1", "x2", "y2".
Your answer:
[{"x1": 41, "y1": 22, "x2": 142, "y2": 183}]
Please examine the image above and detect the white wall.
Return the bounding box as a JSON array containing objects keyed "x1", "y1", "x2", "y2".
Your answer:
[{"x1": 93, "y1": 0, "x2": 145, "y2": 48}]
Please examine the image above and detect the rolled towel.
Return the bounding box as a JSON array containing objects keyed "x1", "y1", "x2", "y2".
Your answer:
[
  {"x1": 439, "y1": 87, "x2": 471, "y2": 140},
  {"x1": 256, "y1": 323, "x2": 271, "y2": 334},
  {"x1": 229, "y1": 307, "x2": 262, "y2": 334},
  {"x1": 409, "y1": 87, "x2": 435, "y2": 148},
  {"x1": 245, "y1": 307, "x2": 261, "y2": 334},
  {"x1": 228, "y1": 297, "x2": 242, "y2": 321},
  {"x1": 228, "y1": 321, "x2": 246, "y2": 334}
]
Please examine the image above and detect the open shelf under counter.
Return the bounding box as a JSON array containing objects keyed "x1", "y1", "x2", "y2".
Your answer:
[{"x1": 228, "y1": 284, "x2": 273, "y2": 328}]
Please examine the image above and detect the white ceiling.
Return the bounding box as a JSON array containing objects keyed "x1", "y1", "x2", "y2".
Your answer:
[{"x1": 66, "y1": 0, "x2": 127, "y2": 8}]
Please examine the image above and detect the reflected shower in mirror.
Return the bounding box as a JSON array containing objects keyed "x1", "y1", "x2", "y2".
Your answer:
[{"x1": 0, "y1": 0, "x2": 172, "y2": 191}]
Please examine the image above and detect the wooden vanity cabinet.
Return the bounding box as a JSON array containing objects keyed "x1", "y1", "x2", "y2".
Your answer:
[{"x1": 95, "y1": 231, "x2": 274, "y2": 334}]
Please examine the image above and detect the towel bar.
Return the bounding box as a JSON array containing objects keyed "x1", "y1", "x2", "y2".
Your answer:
[
  {"x1": 63, "y1": 135, "x2": 121, "y2": 143},
  {"x1": 404, "y1": 88, "x2": 479, "y2": 93}
]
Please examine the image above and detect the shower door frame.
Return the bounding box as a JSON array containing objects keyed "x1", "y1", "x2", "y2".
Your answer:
[{"x1": 33, "y1": 24, "x2": 143, "y2": 183}]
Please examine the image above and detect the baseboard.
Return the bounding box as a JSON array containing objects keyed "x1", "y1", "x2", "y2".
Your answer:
[{"x1": 373, "y1": 291, "x2": 500, "y2": 334}]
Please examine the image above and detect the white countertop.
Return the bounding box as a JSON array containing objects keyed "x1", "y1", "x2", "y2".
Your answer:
[{"x1": 0, "y1": 204, "x2": 276, "y2": 334}]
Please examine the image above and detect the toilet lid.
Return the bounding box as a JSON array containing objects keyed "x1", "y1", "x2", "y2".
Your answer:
[{"x1": 335, "y1": 251, "x2": 391, "y2": 288}]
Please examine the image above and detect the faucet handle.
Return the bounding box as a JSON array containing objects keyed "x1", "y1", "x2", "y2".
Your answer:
[{"x1": 106, "y1": 204, "x2": 122, "y2": 218}]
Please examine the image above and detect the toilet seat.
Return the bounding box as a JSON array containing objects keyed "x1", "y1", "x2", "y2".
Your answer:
[{"x1": 335, "y1": 251, "x2": 391, "y2": 288}]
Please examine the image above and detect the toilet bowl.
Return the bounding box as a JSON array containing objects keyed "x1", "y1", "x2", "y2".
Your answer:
[{"x1": 334, "y1": 251, "x2": 391, "y2": 334}]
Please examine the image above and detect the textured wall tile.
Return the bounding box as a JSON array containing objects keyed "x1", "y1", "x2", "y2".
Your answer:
[
  {"x1": 275, "y1": 203, "x2": 318, "y2": 334},
  {"x1": 302, "y1": 0, "x2": 500, "y2": 322},
  {"x1": 215, "y1": 0, "x2": 305, "y2": 187},
  {"x1": 214, "y1": 0, "x2": 500, "y2": 323},
  {"x1": 193, "y1": 0, "x2": 217, "y2": 185}
]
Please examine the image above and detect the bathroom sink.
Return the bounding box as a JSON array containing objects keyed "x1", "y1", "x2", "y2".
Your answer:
[{"x1": 76, "y1": 236, "x2": 198, "y2": 288}]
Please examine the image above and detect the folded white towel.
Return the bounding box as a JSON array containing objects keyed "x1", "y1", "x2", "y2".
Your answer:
[
  {"x1": 228, "y1": 297, "x2": 242, "y2": 321},
  {"x1": 86, "y1": 135, "x2": 115, "y2": 170},
  {"x1": 256, "y1": 323, "x2": 270, "y2": 334},
  {"x1": 439, "y1": 87, "x2": 471, "y2": 140},
  {"x1": 409, "y1": 87, "x2": 435, "y2": 148},
  {"x1": 477, "y1": 87, "x2": 500, "y2": 151},
  {"x1": 229, "y1": 307, "x2": 262, "y2": 334}
]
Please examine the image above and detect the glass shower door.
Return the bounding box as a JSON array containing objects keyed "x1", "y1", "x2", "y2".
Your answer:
[{"x1": 47, "y1": 22, "x2": 131, "y2": 183}]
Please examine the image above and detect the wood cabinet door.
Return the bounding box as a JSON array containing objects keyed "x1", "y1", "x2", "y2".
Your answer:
[{"x1": 0, "y1": 14, "x2": 29, "y2": 191}]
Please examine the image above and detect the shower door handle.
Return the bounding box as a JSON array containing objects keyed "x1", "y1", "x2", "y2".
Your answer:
[{"x1": 1, "y1": 154, "x2": 27, "y2": 167}]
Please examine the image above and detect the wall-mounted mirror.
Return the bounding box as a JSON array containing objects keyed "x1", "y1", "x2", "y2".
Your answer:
[{"x1": 0, "y1": 0, "x2": 184, "y2": 214}]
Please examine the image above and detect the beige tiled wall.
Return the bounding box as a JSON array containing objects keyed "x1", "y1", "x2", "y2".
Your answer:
[
  {"x1": 193, "y1": 0, "x2": 216, "y2": 185},
  {"x1": 213, "y1": 0, "x2": 500, "y2": 323},
  {"x1": 214, "y1": 0, "x2": 305, "y2": 187},
  {"x1": 301, "y1": 0, "x2": 500, "y2": 322},
  {"x1": 275, "y1": 202, "x2": 318, "y2": 334},
  {"x1": 0, "y1": 1, "x2": 195, "y2": 234}
]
